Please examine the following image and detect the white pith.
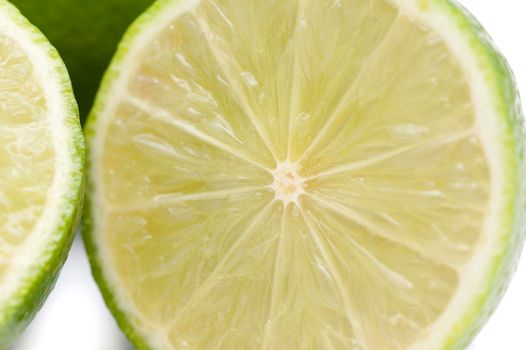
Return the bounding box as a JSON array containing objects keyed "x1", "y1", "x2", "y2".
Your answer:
[
  {"x1": 0, "y1": 4, "x2": 79, "y2": 311},
  {"x1": 88, "y1": 0, "x2": 509, "y2": 349},
  {"x1": 394, "y1": 2, "x2": 504, "y2": 349}
]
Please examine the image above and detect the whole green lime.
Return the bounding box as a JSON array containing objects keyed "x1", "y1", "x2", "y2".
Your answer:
[{"x1": 10, "y1": 0, "x2": 154, "y2": 121}]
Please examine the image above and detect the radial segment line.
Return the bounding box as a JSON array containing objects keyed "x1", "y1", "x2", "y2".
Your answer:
[
  {"x1": 109, "y1": 186, "x2": 267, "y2": 212},
  {"x1": 308, "y1": 192, "x2": 454, "y2": 269},
  {"x1": 192, "y1": 12, "x2": 280, "y2": 161},
  {"x1": 286, "y1": 0, "x2": 306, "y2": 160},
  {"x1": 304, "y1": 194, "x2": 413, "y2": 289},
  {"x1": 304, "y1": 128, "x2": 475, "y2": 181},
  {"x1": 154, "y1": 186, "x2": 267, "y2": 204},
  {"x1": 212, "y1": 332, "x2": 231, "y2": 350},
  {"x1": 263, "y1": 204, "x2": 289, "y2": 349},
  {"x1": 297, "y1": 14, "x2": 402, "y2": 163},
  {"x1": 126, "y1": 95, "x2": 271, "y2": 172},
  {"x1": 298, "y1": 206, "x2": 370, "y2": 349},
  {"x1": 138, "y1": 196, "x2": 266, "y2": 284},
  {"x1": 169, "y1": 200, "x2": 277, "y2": 327}
]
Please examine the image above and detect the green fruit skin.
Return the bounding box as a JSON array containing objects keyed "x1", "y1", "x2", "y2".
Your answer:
[
  {"x1": 440, "y1": 1, "x2": 526, "y2": 349},
  {"x1": 9, "y1": 0, "x2": 154, "y2": 122},
  {"x1": 0, "y1": 195, "x2": 84, "y2": 350}
]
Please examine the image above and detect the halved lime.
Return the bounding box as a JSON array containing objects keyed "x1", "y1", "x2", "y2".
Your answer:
[
  {"x1": 84, "y1": 0, "x2": 525, "y2": 349},
  {"x1": 0, "y1": 0, "x2": 84, "y2": 347}
]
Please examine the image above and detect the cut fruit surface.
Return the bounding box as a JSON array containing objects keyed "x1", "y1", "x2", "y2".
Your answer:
[
  {"x1": 0, "y1": 0, "x2": 84, "y2": 347},
  {"x1": 84, "y1": 0, "x2": 525, "y2": 349}
]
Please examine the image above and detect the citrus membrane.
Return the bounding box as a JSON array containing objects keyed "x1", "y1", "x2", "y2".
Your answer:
[
  {"x1": 84, "y1": 0, "x2": 525, "y2": 349},
  {"x1": 0, "y1": 0, "x2": 84, "y2": 347}
]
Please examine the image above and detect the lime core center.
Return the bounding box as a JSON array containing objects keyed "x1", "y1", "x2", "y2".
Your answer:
[{"x1": 270, "y1": 161, "x2": 305, "y2": 205}]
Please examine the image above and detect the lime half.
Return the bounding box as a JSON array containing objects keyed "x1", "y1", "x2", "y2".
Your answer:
[
  {"x1": 0, "y1": 0, "x2": 84, "y2": 347},
  {"x1": 85, "y1": 0, "x2": 525, "y2": 349}
]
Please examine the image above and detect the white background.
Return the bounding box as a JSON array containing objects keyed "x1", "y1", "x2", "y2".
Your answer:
[{"x1": 10, "y1": 1, "x2": 526, "y2": 349}]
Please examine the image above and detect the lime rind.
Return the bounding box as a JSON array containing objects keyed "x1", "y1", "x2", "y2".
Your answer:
[
  {"x1": 0, "y1": 0, "x2": 85, "y2": 347},
  {"x1": 84, "y1": 3, "x2": 178, "y2": 349},
  {"x1": 430, "y1": 1, "x2": 525, "y2": 349},
  {"x1": 83, "y1": 0, "x2": 525, "y2": 349}
]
